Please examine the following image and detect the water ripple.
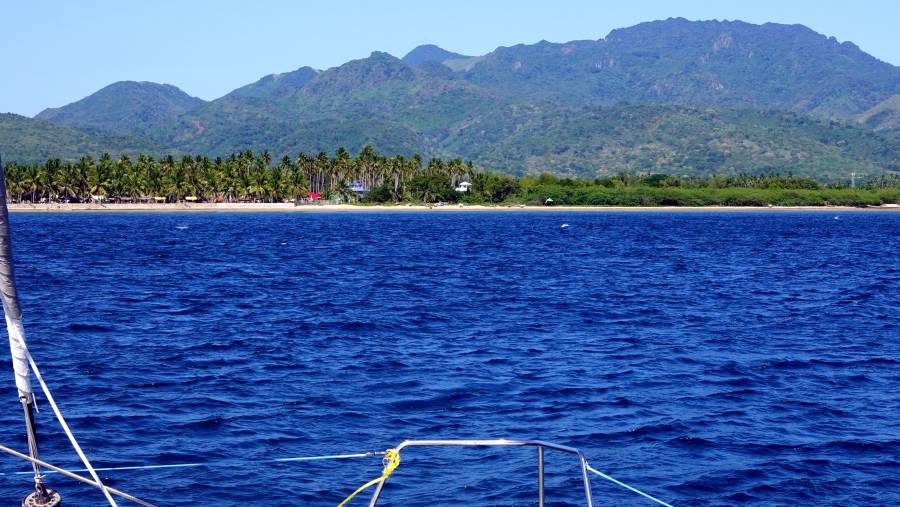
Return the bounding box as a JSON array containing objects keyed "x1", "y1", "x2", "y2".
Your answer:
[{"x1": 0, "y1": 211, "x2": 897, "y2": 506}]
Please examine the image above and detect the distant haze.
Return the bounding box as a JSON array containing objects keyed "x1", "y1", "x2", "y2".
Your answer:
[{"x1": 2, "y1": 0, "x2": 899, "y2": 116}]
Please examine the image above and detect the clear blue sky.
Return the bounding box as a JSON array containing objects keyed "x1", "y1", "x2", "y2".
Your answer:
[{"x1": 3, "y1": 0, "x2": 898, "y2": 116}]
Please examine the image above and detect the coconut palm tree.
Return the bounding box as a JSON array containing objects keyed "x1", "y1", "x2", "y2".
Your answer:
[
  {"x1": 19, "y1": 164, "x2": 41, "y2": 202},
  {"x1": 40, "y1": 159, "x2": 61, "y2": 203},
  {"x1": 1, "y1": 147, "x2": 496, "y2": 205}
]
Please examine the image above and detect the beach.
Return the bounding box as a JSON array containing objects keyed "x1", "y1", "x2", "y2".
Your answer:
[{"x1": 7, "y1": 202, "x2": 900, "y2": 213}]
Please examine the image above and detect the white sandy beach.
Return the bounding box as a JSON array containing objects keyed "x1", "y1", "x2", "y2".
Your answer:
[{"x1": 7, "y1": 202, "x2": 900, "y2": 213}]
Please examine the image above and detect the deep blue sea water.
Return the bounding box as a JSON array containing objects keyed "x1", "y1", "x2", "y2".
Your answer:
[{"x1": 0, "y1": 211, "x2": 898, "y2": 506}]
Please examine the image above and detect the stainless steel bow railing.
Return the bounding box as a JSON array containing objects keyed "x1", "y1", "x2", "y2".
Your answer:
[{"x1": 367, "y1": 439, "x2": 596, "y2": 507}]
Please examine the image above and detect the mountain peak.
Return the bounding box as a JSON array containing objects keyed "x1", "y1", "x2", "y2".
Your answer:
[
  {"x1": 227, "y1": 66, "x2": 318, "y2": 99},
  {"x1": 35, "y1": 81, "x2": 203, "y2": 134},
  {"x1": 402, "y1": 44, "x2": 471, "y2": 66},
  {"x1": 301, "y1": 51, "x2": 416, "y2": 96},
  {"x1": 369, "y1": 50, "x2": 401, "y2": 61}
]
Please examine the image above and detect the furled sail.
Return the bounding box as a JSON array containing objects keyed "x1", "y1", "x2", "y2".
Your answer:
[
  {"x1": 0, "y1": 157, "x2": 34, "y2": 404},
  {"x1": 0, "y1": 157, "x2": 63, "y2": 506}
]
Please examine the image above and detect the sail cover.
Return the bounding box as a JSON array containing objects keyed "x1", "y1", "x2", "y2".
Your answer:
[{"x1": 0, "y1": 158, "x2": 33, "y2": 401}]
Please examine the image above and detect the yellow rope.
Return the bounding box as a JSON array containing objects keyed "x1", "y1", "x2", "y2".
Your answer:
[{"x1": 337, "y1": 448, "x2": 400, "y2": 507}]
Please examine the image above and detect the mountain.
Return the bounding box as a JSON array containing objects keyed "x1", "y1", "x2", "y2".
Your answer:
[
  {"x1": 458, "y1": 18, "x2": 900, "y2": 119},
  {"x1": 154, "y1": 43, "x2": 899, "y2": 180},
  {"x1": 402, "y1": 44, "x2": 471, "y2": 66},
  {"x1": 440, "y1": 104, "x2": 900, "y2": 178},
  {"x1": 35, "y1": 81, "x2": 204, "y2": 134},
  {"x1": 162, "y1": 52, "x2": 498, "y2": 156},
  {"x1": 0, "y1": 113, "x2": 161, "y2": 162},
  {"x1": 6, "y1": 18, "x2": 900, "y2": 180},
  {"x1": 855, "y1": 95, "x2": 900, "y2": 131},
  {"x1": 226, "y1": 66, "x2": 318, "y2": 99}
]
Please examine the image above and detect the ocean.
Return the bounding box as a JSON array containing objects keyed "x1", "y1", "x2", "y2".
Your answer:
[{"x1": 0, "y1": 211, "x2": 898, "y2": 506}]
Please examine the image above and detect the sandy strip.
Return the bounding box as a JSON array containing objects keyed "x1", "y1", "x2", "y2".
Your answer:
[{"x1": 6, "y1": 203, "x2": 900, "y2": 213}]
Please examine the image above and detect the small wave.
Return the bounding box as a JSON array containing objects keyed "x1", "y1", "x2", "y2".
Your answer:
[
  {"x1": 175, "y1": 417, "x2": 226, "y2": 430},
  {"x1": 66, "y1": 322, "x2": 114, "y2": 332}
]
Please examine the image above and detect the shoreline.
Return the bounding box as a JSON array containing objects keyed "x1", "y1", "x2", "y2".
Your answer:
[{"x1": 7, "y1": 203, "x2": 900, "y2": 213}]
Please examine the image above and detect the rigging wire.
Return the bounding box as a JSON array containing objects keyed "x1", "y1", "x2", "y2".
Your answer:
[
  {"x1": 0, "y1": 444, "x2": 676, "y2": 507},
  {"x1": 0, "y1": 444, "x2": 155, "y2": 507},
  {"x1": 0, "y1": 451, "x2": 385, "y2": 476},
  {"x1": 586, "y1": 464, "x2": 675, "y2": 507},
  {"x1": 18, "y1": 340, "x2": 119, "y2": 506}
]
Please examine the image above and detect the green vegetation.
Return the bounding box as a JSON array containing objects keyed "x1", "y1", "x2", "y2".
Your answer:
[
  {"x1": 0, "y1": 114, "x2": 161, "y2": 163},
  {"x1": 518, "y1": 183, "x2": 900, "y2": 207},
  {"x1": 227, "y1": 67, "x2": 318, "y2": 100},
  {"x1": 459, "y1": 18, "x2": 900, "y2": 120},
  {"x1": 443, "y1": 104, "x2": 900, "y2": 180},
  {"x1": 4, "y1": 147, "x2": 898, "y2": 207},
  {"x1": 11, "y1": 98, "x2": 900, "y2": 183},
  {"x1": 855, "y1": 95, "x2": 900, "y2": 131},
  {"x1": 35, "y1": 81, "x2": 203, "y2": 135},
  {"x1": 504, "y1": 172, "x2": 900, "y2": 207},
  {"x1": 9, "y1": 19, "x2": 896, "y2": 180},
  {"x1": 1, "y1": 147, "x2": 471, "y2": 204}
]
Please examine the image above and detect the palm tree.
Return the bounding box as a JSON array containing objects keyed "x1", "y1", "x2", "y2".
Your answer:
[
  {"x1": 167, "y1": 162, "x2": 188, "y2": 202},
  {"x1": 248, "y1": 166, "x2": 267, "y2": 201},
  {"x1": 331, "y1": 147, "x2": 352, "y2": 197},
  {"x1": 40, "y1": 159, "x2": 61, "y2": 203},
  {"x1": 85, "y1": 153, "x2": 114, "y2": 202},
  {"x1": 314, "y1": 151, "x2": 330, "y2": 196},
  {"x1": 19, "y1": 164, "x2": 41, "y2": 202},
  {"x1": 290, "y1": 169, "x2": 309, "y2": 203},
  {"x1": 2, "y1": 147, "x2": 495, "y2": 205},
  {"x1": 4, "y1": 163, "x2": 25, "y2": 202}
]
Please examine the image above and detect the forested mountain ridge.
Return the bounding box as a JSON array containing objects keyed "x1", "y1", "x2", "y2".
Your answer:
[
  {"x1": 35, "y1": 81, "x2": 205, "y2": 135},
  {"x1": 457, "y1": 18, "x2": 900, "y2": 119},
  {"x1": 441, "y1": 104, "x2": 900, "y2": 178},
  {"x1": 159, "y1": 51, "x2": 500, "y2": 156},
  {"x1": 6, "y1": 18, "x2": 900, "y2": 180},
  {"x1": 0, "y1": 113, "x2": 162, "y2": 162},
  {"x1": 225, "y1": 66, "x2": 319, "y2": 100},
  {"x1": 855, "y1": 95, "x2": 900, "y2": 131}
]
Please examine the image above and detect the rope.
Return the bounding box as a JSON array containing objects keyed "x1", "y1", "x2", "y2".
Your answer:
[
  {"x1": 0, "y1": 441, "x2": 676, "y2": 507},
  {"x1": 0, "y1": 451, "x2": 385, "y2": 476},
  {"x1": 586, "y1": 464, "x2": 674, "y2": 507},
  {"x1": 337, "y1": 448, "x2": 400, "y2": 507}
]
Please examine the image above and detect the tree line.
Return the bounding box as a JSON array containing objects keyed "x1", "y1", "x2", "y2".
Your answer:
[
  {"x1": 3, "y1": 147, "x2": 899, "y2": 206},
  {"x1": 1, "y1": 147, "x2": 474, "y2": 204}
]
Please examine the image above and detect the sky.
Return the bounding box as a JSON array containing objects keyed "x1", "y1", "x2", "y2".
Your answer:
[{"x1": 2, "y1": 0, "x2": 898, "y2": 116}]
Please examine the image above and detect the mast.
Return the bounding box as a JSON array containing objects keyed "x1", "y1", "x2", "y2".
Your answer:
[{"x1": 0, "y1": 156, "x2": 60, "y2": 506}]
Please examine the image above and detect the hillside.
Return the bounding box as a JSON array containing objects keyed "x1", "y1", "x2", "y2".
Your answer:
[
  {"x1": 161, "y1": 52, "x2": 499, "y2": 155},
  {"x1": 441, "y1": 104, "x2": 900, "y2": 179},
  {"x1": 0, "y1": 113, "x2": 161, "y2": 162},
  {"x1": 459, "y1": 18, "x2": 900, "y2": 119},
  {"x1": 151, "y1": 48, "x2": 899, "y2": 181},
  {"x1": 4, "y1": 18, "x2": 900, "y2": 180},
  {"x1": 856, "y1": 95, "x2": 900, "y2": 131},
  {"x1": 35, "y1": 81, "x2": 205, "y2": 134},
  {"x1": 226, "y1": 67, "x2": 319, "y2": 99}
]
